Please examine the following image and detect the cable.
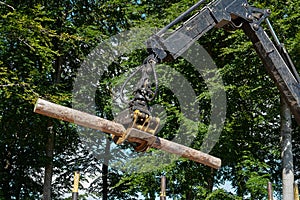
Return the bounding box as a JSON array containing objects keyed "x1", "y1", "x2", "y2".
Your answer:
[{"x1": 120, "y1": 65, "x2": 143, "y2": 104}]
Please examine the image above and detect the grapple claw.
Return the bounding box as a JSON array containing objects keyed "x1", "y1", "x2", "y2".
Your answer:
[{"x1": 113, "y1": 110, "x2": 160, "y2": 152}]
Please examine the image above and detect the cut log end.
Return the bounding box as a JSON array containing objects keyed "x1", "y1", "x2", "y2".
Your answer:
[{"x1": 33, "y1": 98, "x2": 44, "y2": 113}]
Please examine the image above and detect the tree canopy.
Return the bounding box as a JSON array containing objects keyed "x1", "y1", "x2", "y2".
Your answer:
[{"x1": 1, "y1": 0, "x2": 300, "y2": 199}]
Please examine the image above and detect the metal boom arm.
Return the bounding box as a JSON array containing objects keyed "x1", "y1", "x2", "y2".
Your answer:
[{"x1": 147, "y1": 0, "x2": 300, "y2": 124}]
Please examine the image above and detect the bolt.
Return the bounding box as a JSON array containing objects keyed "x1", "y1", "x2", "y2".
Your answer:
[
  {"x1": 247, "y1": 15, "x2": 254, "y2": 21},
  {"x1": 253, "y1": 24, "x2": 259, "y2": 30},
  {"x1": 266, "y1": 9, "x2": 271, "y2": 14}
]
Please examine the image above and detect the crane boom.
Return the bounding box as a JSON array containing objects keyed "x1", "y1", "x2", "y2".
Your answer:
[{"x1": 145, "y1": 0, "x2": 300, "y2": 125}]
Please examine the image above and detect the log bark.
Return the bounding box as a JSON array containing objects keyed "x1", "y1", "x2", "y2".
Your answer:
[
  {"x1": 34, "y1": 98, "x2": 221, "y2": 169},
  {"x1": 34, "y1": 98, "x2": 125, "y2": 136}
]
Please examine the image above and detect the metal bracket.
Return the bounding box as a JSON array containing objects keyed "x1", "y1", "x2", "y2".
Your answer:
[
  {"x1": 245, "y1": 5, "x2": 271, "y2": 30},
  {"x1": 113, "y1": 110, "x2": 160, "y2": 152}
]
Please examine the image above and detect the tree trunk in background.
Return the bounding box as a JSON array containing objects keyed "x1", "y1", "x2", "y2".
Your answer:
[
  {"x1": 102, "y1": 137, "x2": 111, "y2": 200},
  {"x1": 42, "y1": 56, "x2": 61, "y2": 199},
  {"x1": 102, "y1": 163, "x2": 108, "y2": 200},
  {"x1": 43, "y1": 125, "x2": 55, "y2": 200},
  {"x1": 186, "y1": 190, "x2": 193, "y2": 200},
  {"x1": 280, "y1": 97, "x2": 294, "y2": 200},
  {"x1": 42, "y1": 26, "x2": 63, "y2": 198},
  {"x1": 207, "y1": 168, "x2": 214, "y2": 192},
  {"x1": 149, "y1": 191, "x2": 155, "y2": 200}
]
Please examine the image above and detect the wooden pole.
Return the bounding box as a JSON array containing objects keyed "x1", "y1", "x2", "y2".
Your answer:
[
  {"x1": 160, "y1": 175, "x2": 167, "y2": 200},
  {"x1": 34, "y1": 98, "x2": 221, "y2": 169},
  {"x1": 72, "y1": 171, "x2": 80, "y2": 200},
  {"x1": 268, "y1": 182, "x2": 274, "y2": 200},
  {"x1": 295, "y1": 183, "x2": 299, "y2": 200}
]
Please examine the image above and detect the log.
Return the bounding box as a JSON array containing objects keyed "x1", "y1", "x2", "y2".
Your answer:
[
  {"x1": 34, "y1": 98, "x2": 221, "y2": 169},
  {"x1": 34, "y1": 98, "x2": 125, "y2": 136}
]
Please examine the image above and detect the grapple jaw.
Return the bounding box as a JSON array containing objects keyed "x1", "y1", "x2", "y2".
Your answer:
[{"x1": 113, "y1": 110, "x2": 160, "y2": 152}]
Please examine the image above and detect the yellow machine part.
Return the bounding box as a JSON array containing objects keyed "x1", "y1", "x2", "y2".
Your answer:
[
  {"x1": 132, "y1": 110, "x2": 160, "y2": 134},
  {"x1": 113, "y1": 110, "x2": 160, "y2": 152}
]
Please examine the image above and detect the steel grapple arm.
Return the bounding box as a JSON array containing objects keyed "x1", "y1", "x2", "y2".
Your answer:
[{"x1": 147, "y1": 0, "x2": 300, "y2": 124}]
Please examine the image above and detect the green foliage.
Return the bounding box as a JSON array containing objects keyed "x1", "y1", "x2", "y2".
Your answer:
[
  {"x1": 1, "y1": 0, "x2": 300, "y2": 199},
  {"x1": 0, "y1": 0, "x2": 107, "y2": 198},
  {"x1": 206, "y1": 189, "x2": 242, "y2": 200}
]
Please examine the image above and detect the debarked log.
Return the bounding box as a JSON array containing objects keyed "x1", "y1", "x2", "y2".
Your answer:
[{"x1": 34, "y1": 98, "x2": 221, "y2": 169}]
